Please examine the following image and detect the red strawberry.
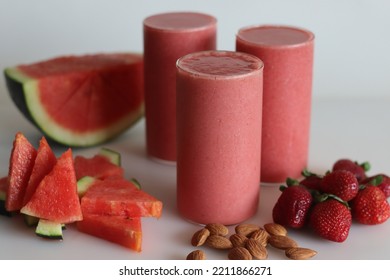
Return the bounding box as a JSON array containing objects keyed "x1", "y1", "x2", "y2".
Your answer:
[
  {"x1": 351, "y1": 185, "x2": 390, "y2": 225},
  {"x1": 321, "y1": 170, "x2": 359, "y2": 201},
  {"x1": 310, "y1": 198, "x2": 352, "y2": 242},
  {"x1": 332, "y1": 159, "x2": 370, "y2": 182},
  {"x1": 272, "y1": 185, "x2": 313, "y2": 228},
  {"x1": 362, "y1": 174, "x2": 390, "y2": 198},
  {"x1": 299, "y1": 169, "x2": 323, "y2": 191}
]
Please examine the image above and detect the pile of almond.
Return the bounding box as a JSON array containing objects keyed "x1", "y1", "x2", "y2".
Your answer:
[{"x1": 186, "y1": 222, "x2": 317, "y2": 260}]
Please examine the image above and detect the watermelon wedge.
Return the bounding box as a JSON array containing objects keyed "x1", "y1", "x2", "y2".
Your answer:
[
  {"x1": 77, "y1": 214, "x2": 142, "y2": 252},
  {"x1": 4, "y1": 53, "x2": 144, "y2": 147},
  {"x1": 74, "y1": 154, "x2": 124, "y2": 180},
  {"x1": 6, "y1": 132, "x2": 37, "y2": 211},
  {"x1": 81, "y1": 177, "x2": 163, "y2": 218},
  {"x1": 22, "y1": 136, "x2": 57, "y2": 205},
  {"x1": 20, "y1": 149, "x2": 83, "y2": 224}
]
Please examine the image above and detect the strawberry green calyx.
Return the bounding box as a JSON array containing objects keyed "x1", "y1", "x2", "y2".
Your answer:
[
  {"x1": 301, "y1": 168, "x2": 320, "y2": 178},
  {"x1": 313, "y1": 191, "x2": 350, "y2": 209},
  {"x1": 279, "y1": 185, "x2": 287, "y2": 192},
  {"x1": 286, "y1": 177, "x2": 300, "y2": 187},
  {"x1": 357, "y1": 161, "x2": 371, "y2": 172},
  {"x1": 369, "y1": 175, "x2": 383, "y2": 186}
]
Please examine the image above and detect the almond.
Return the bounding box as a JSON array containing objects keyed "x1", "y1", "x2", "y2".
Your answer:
[
  {"x1": 250, "y1": 229, "x2": 270, "y2": 247},
  {"x1": 191, "y1": 228, "x2": 210, "y2": 247},
  {"x1": 285, "y1": 247, "x2": 317, "y2": 260},
  {"x1": 264, "y1": 223, "x2": 287, "y2": 236},
  {"x1": 186, "y1": 250, "x2": 206, "y2": 260},
  {"x1": 206, "y1": 235, "x2": 233, "y2": 249},
  {"x1": 229, "y1": 233, "x2": 248, "y2": 248},
  {"x1": 235, "y1": 223, "x2": 260, "y2": 237},
  {"x1": 245, "y1": 238, "x2": 268, "y2": 260},
  {"x1": 228, "y1": 247, "x2": 252, "y2": 260},
  {"x1": 205, "y1": 223, "x2": 229, "y2": 236},
  {"x1": 268, "y1": 235, "x2": 298, "y2": 249}
]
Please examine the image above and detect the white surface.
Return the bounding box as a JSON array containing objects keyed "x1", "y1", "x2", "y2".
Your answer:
[
  {"x1": 0, "y1": 0, "x2": 389, "y2": 260},
  {"x1": 0, "y1": 96, "x2": 390, "y2": 260}
]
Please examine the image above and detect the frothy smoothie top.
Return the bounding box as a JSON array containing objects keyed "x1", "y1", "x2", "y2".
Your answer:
[
  {"x1": 144, "y1": 12, "x2": 216, "y2": 31},
  {"x1": 237, "y1": 25, "x2": 314, "y2": 47},
  {"x1": 177, "y1": 51, "x2": 263, "y2": 78}
]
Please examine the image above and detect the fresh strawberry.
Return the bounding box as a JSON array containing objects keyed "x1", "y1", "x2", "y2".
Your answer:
[
  {"x1": 332, "y1": 159, "x2": 370, "y2": 182},
  {"x1": 321, "y1": 170, "x2": 359, "y2": 201},
  {"x1": 309, "y1": 198, "x2": 352, "y2": 242},
  {"x1": 351, "y1": 185, "x2": 390, "y2": 225},
  {"x1": 299, "y1": 169, "x2": 323, "y2": 191},
  {"x1": 362, "y1": 174, "x2": 390, "y2": 198},
  {"x1": 272, "y1": 184, "x2": 313, "y2": 228}
]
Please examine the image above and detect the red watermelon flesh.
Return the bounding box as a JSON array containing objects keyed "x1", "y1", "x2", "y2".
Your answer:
[
  {"x1": 5, "y1": 53, "x2": 144, "y2": 147},
  {"x1": 77, "y1": 214, "x2": 142, "y2": 252},
  {"x1": 20, "y1": 149, "x2": 83, "y2": 223},
  {"x1": 22, "y1": 137, "x2": 57, "y2": 205},
  {"x1": 74, "y1": 154, "x2": 124, "y2": 180},
  {"x1": 6, "y1": 132, "x2": 37, "y2": 211},
  {"x1": 81, "y1": 178, "x2": 163, "y2": 218}
]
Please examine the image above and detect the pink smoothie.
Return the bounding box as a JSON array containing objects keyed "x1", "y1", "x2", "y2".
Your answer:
[
  {"x1": 143, "y1": 12, "x2": 216, "y2": 163},
  {"x1": 236, "y1": 25, "x2": 314, "y2": 183},
  {"x1": 176, "y1": 51, "x2": 263, "y2": 225}
]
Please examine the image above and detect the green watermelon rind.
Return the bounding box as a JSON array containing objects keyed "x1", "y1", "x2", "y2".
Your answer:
[
  {"x1": 77, "y1": 176, "x2": 98, "y2": 198},
  {"x1": 35, "y1": 219, "x2": 63, "y2": 240},
  {"x1": 4, "y1": 67, "x2": 144, "y2": 147},
  {"x1": 98, "y1": 147, "x2": 121, "y2": 166}
]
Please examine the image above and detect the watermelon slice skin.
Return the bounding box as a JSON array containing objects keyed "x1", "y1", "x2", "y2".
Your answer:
[
  {"x1": 74, "y1": 154, "x2": 124, "y2": 180},
  {"x1": 81, "y1": 178, "x2": 163, "y2": 218},
  {"x1": 20, "y1": 149, "x2": 83, "y2": 224},
  {"x1": 77, "y1": 214, "x2": 142, "y2": 252},
  {"x1": 22, "y1": 137, "x2": 57, "y2": 205},
  {"x1": 6, "y1": 132, "x2": 37, "y2": 211},
  {"x1": 4, "y1": 53, "x2": 144, "y2": 147}
]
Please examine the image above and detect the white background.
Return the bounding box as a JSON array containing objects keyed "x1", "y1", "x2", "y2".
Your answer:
[
  {"x1": 1, "y1": 0, "x2": 390, "y2": 261},
  {"x1": 0, "y1": 0, "x2": 390, "y2": 101}
]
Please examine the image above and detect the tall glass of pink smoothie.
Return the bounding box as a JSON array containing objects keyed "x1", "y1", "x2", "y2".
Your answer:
[
  {"x1": 143, "y1": 12, "x2": 217, "y2": 163},
  {"x1": 176, "y1": 50, "x2": 264, "y2": 225},
  {"x1": 236, "y1": 25, "x2": 315, "y2": 183}
]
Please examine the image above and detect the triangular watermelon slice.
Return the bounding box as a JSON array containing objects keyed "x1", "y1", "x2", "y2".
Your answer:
[
  {"x1": 81, "y1": 177, "x2": 162, "y2": 218},
  {"x1": 6, "y1": 132, "x2": 37, "y2": 211},
  {"x1": 77, "y1": 214, "x2": 142, "y2": 252},
  {"x1": 21, "y1": 149, "x2": 83, "y2": 224},
  {"x1": 22, "y1": 136, "x2": 57, "y2": 205}
]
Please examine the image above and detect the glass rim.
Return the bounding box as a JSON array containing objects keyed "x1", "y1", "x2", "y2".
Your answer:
[
  {"x1": 176, "y1": 50, "x2": 264, "y2": 80},
  {"x1": 236, "y1": 24, "x2": 315, "y2": 49},
  {"x1": 143, "y1": 11, "x2": 217, "y2": 33}
]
